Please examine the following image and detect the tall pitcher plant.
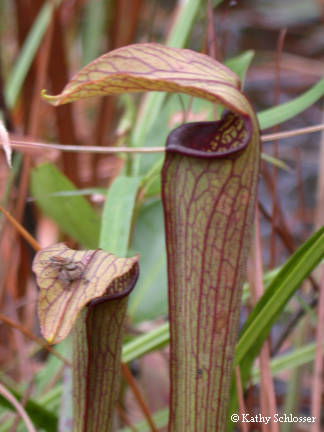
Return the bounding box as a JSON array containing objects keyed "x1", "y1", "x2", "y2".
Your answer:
[{"x1": 41, "y1": 43, "x2": 260, "y2": 431}]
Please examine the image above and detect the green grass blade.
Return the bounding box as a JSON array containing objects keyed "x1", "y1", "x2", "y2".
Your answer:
[
  {"x1": 0, "y1": 390, "x2": 57, "y2": 432},
  {"x1": 261, "y1": 153, "x2": 292, "y2": 171},
  {"x1": 227, "y1": 224, "x2": 324, "y2": 430},
  {"x1": 251, "y1": 341, "x2": 323, "y2": 385},
  {"x1": 225, "y1": 50, "x2": 254, "y2": 88},
  {"x1": 235, "y1": 224, "x2": 324, "y2": 368},
  {"x1": 258, "y1": 75, "x2": 324, "y2": 130},
  {"x1": 5, "y1": 0, "x2": 61, "y2": 108},
  {"x1": 128, "y1": 200, "x2": 167, "y2": 322},
  {"x1": 81, "y1": 0, "x2": 109, "y2": 66},
  {"x1": 122, "y1": 322, "x2": 169, "y2": 364},
  {"x1": 99, "y1": 176, "x2": 141, "y2": 256},
  {"x1": 30, "y1": 163, "x2": 100, "y2": 248},
  {"x1": 166, "y1": 0, "x2": 217, "y2": 48}
]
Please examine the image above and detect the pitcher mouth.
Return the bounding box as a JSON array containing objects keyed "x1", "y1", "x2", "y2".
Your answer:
[{"x1": 165, "y1": 111, "x2": 252, "y2": 159}]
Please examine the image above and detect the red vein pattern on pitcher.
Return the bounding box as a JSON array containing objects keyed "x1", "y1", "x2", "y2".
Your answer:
[{"x1": 162, "y1": 111, "x2": 260, "y2": 431}]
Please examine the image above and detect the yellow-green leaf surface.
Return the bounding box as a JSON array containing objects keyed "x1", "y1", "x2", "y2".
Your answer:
[
  {"x1": 42, "y1": 43, "x2": 254, "y2": 120},
  {"x1": 32, "y1": 243, "x2": 139, "y2": 344}
]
